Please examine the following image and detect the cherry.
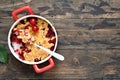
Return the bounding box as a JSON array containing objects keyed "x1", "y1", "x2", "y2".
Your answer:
[
  {"x1": 29, "y1": 18, "x2": 36, "y2": 26},
  {"x1": 32, "y1": 26, "x2": 39, "y2": 32}
]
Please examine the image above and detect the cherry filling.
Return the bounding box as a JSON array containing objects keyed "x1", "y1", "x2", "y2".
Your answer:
[
  {"x1": 24, "y1": 25, "x2": 30, "y2": 29},
  {"x1": 20, "y1": 46, "x2": 26, "y2": 51},
  {"x1": 19, "y1": 52, "x2": 25, "y2": 60},
  {"x1": 13, "y1": 29, "x2": 22, "y2": 36},
  {"x1": 45, "y1": 25, "x2": 56, "y2": 51},
  {"x1": 48, "y1": 38, "x2": 56, "y2": 44},
  {"x1": 15, "y1": 49, "x2": 25, "y2": 60},
  {"x1": 34, "y1": 58, "x2": 41, "y2": 62},
  {"x1": 20, "y1": 20, "x2": 25, "y2": 24},
  {"x1": 11, "y1": 36, "x2": 22, "y2": 44},
  {"x1": 46, "y1": 24, "x2": 55, "y2": 38},
  {"x1": 50, "y1": 46, "x2": 54, "y2": 51},
  {"x1": 25, "y1": 48, "x2": 31, "y2": 53}
]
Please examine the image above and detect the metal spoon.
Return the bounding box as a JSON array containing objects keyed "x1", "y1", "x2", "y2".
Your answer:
[{"x1": 34, "y1": 43, "x2": 64, "y2": 61}]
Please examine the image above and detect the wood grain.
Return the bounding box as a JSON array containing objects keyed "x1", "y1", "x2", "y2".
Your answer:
[{"x1": 0, "y1": 0, "x2": 120, "y2": 79}]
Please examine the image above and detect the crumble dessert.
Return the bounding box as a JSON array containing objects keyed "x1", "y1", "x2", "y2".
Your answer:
[{"x1": 11, "y1": 17, "x2": 56, "y2": 62}]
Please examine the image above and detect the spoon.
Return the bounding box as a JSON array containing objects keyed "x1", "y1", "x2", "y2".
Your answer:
[{"x1": 34, "y1": 43, "x2": 64, "y2": 61}]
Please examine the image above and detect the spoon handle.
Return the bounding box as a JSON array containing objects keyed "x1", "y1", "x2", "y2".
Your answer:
[{"x1": 34, "y1": 43, "x2": 64, "y2": 61}]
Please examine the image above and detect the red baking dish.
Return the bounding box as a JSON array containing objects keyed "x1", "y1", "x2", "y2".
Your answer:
[{"x1": 8, "y1": 6, "x2": 58, "y2": 73}]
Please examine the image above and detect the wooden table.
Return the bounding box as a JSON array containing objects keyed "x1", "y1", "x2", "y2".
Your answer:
[{"x1": 0, "y1": 0, "x2": 120, "y2": 79}]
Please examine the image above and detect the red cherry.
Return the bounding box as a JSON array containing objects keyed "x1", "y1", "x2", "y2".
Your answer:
[
  {"x1": 32, "y1": 26, "x2": 39, "y2": 31},
  {"x1": 24, "y1": 25, "x2": 29, "y2": 29},
  {"x1": 29, "y1": 18, "x2": 36, "y2": 26}
]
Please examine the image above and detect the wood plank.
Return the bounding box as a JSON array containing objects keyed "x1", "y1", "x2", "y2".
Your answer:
[
  {"x1": 1, "y1": 49, "x2": 120, "y2": 79},
  {"x1": 31, "y1": 0, "x2": 120, "y2": 18},
  {"x1": 0, "y1": 0, "x2": 120, "y2": 19},
  {"x1": 0, "y1": 0, "x2": 120, "y2": 79}
]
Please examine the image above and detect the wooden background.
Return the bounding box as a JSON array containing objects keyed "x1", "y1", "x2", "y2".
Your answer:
[{"x1": 0, "y1": 0, "x2": 120, "y2": 80}]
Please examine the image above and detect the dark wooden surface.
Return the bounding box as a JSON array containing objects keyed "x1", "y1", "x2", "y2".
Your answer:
[{"x1": 0, "y1": 0, "x2": 120, "y2": 79}]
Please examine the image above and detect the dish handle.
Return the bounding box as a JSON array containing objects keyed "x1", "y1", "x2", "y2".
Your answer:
[
  {"x1": 33, "y1": 58, "x2": 54, "y2": 73},
  {"x1": 12, "y1": 6, "x2": 34, "y2": 21}
]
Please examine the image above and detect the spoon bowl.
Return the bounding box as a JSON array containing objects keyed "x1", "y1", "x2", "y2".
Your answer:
[{"x1": 34, "y1": 43, "x2": 64, "y2": 61}]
